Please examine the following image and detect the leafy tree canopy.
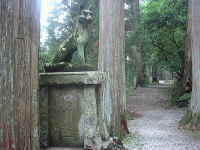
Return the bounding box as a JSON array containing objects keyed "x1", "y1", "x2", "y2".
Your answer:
[{"x1": 141, "y1": 0, "x2": 188, "y2": 72}]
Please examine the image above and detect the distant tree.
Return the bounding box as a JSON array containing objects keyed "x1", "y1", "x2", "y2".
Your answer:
[
  {"x1": 125, "y1": 0, "x2": 145, "y2": 89},
  {"x1": 126, "y1": 0, "x2": 188, "y2": 89},
  {"x1": 141, "y1": 0, "x2": 188, "y2": 73}
]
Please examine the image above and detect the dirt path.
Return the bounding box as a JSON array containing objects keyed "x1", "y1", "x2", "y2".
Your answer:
[{"x1": 126, "y1": 87, "x2": 200, "y2": 150}]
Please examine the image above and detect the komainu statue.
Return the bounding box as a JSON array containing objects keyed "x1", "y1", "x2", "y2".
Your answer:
[{"x1": 45, "y1": 7, "x2": 94, "y2": 72}]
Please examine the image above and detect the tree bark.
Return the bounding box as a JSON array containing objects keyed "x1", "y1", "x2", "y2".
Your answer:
[
  {"x1": 131, "y1": 0, "x2": 145, "y2": 87},
  {"x1": 99, "y1": 0, "x2": 127, "y2": 136},
  {"x1": 0, "y1": 0, "x2": 40, "y2": 149},
  {"x1": 190, "y1": 0, "x2": 200, "y2": 115},
  {"x1": 171, "y1": 1, "x2": 192, "y2": 106},
  {"x1": 131, "y1": 0, "x2": 139, "y2": 31},
  {"x1": 180, "y1": 0, "x2": 200, "y2": 129},
  {"x1": 130, "y1": 0, "x2": 141, "y2": 89},
  {"x1": 183, "y1": 0, "x2": 192, "y2": 91}
]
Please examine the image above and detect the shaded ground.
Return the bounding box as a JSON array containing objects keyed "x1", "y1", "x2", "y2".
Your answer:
[{"x1": 126, "y1": 87, "x2": 200, "y2": 150}]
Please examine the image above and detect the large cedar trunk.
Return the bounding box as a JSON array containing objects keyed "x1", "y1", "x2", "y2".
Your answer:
[
  {"x1": 0, "y1": 0, "x2": 40, "y2": 149},
  {"x1": 190, "y1": 0, "x2": 200, "y2": 116},
  {"x1": 180, "y1": 0, "x2": 200, "y2": 129},
  {"x1": 99, "y1": 0, "x2": 127, "y2": 136},
  {"x1": 173, "y1": 0, "x2": 192, "y2": 106}
]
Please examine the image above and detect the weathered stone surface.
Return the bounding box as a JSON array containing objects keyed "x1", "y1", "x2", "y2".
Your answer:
[
  {"x1": 40, "y1": 88, "x2": 49, "y2": 148},
  {"x1": 40, "y1": 72, "x2": 106, "y2": 86},
  {"x1": 39, "y1": 72, "x2": 107, "y2": 149},
  {"x1": 79, "y1": 86, "x2": 99, "y2": 148},
  {"x1": 48, "y1": 86, "x2": 82, "y2": 147}
]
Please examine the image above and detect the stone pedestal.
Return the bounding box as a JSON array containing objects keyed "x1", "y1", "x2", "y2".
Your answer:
[{"x1": 39, "y1": 72, "x2": 106, "y2": 148}]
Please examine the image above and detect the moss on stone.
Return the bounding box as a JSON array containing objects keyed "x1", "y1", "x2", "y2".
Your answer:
[
  {"x1": 44, "y1": 62, "x2": 96, "y2": 72},
  {"x1": 40, "y1": 71, "x2": 107, "y2": 86},
  {"x1": 64, "y1": 64, "x2": 96, "y2": 72}
]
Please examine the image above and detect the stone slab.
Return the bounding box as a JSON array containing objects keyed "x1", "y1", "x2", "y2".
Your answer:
[
  {"x1": 39, "y1": 71, "x2": 106, "y2": 148},
  {"x1": 40, "y1": 87, "x2": 49, "y2": 148},
  {"x1": 40, "y1": 72, "x2": 107, "y2": 86},
  {"x1": 48, "y1": 86, "x2": 82, "y2": 147}
]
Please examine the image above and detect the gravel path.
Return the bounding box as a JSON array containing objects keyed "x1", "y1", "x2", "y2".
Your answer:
[{"x1": 126, "y1": 87, "x2": 200, "y2": 150}]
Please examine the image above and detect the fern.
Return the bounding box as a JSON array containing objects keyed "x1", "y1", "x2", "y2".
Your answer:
[{"x1": 178, "y1": 93, "x2": 191, "y2": 102}]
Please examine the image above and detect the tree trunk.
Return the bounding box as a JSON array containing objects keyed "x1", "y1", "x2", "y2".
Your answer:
[
  {"x1": 183, "y1": 0, "x2": 192, "y2": 92},
  {"x1": 131, "y1": 0, "x2": 139, "y2": 31},
  {"x1": 99, "y1": 0, "x2": 127, "y2": 137},
  {"x1": 136, "y1": 41, "x2": 146, "y2": 87},
  {"x1": 0, "y1": 0, "x2": 40, "y2": 149},
  {"x1": 131, "y1": 0, "x2": 145, "y2": 87},
  {"x1": 131, "y1": 0, "x2": 141, "y2": 88},
  {"x1": 190, "y1": 0, "x2": 200, "y2": 117},
  {"x1": 180, "y1": 0, "x2": 200, "y2": 129}
]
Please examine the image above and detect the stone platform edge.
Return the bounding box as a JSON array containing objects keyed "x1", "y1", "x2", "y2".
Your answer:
[{"x1": 40, "y1": 71, "x2": 107, "y2": 86}]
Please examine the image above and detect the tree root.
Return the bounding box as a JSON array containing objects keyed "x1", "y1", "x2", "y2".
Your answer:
[{"x1": 179, "y1": 111, "x2": 200, "y2": 130}]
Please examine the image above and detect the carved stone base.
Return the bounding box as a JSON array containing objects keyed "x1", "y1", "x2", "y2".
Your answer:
[{"x1": 39, "y1": 72, "x2": 107, "y2": 149}]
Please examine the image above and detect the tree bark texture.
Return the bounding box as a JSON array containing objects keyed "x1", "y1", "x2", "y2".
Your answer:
[
  {"x1": 127, "y1": 0, "x2": 141, "y2": 89},
  {"x1": 99, "y1": 0, "x2": 126, "y2": 136},
  {"x1": 191, "y1": 0, "x2": 200, "y2": 114},
  {"x1": 131, "y1": 0, "x2": 145, "y2": 87},
  {"x1": 183, "y1": 0, "x2": 192, "y2": 91},
  {"x1": 0, "y1": 0, "x2": 40, "y2": 149},
  {"x1": 180, "y1": 0, "x2": 200, "y2": 129}
]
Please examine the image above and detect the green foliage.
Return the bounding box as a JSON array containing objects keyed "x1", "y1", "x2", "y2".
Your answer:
[
  {"x1": 40, "y1": 0, "x2": 188, "y2": 97},
  {"x1": 170, "y1": 80, "x2": 185, "y2": 105},
  {"x1": 39, "y1": 2, "x2": 73, "y2": 71},
  {"x1": 125, "y1": 0, "x2": 188, "y2": 90},
  {"x1": 126, "y1": 86, "x2": 136, "y2": 96},
  {"x1": 124, "y1": 0, "x2": 140, "y2": 89},
  {"x1": 178, "y1": 92, "x2": 191, "y2": 102},
  {"x1": 179, "y1": 111, "x2": 200, "y2": 130},
  {"x1": 39, "y1": 49, "x2": 54, "y2": 72},
  {"x1": 39, "y1": 0, "x2": 99, "y2": 72},
  {"x1": 123, "y1": 132, "x2": 144, "y2": 148},
  {"x1": 170, "y1": 80, "x2": 191, "y2": 107},
  {"x1": 141, "y1": 0, "x2": 188, "y2": 72}
]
